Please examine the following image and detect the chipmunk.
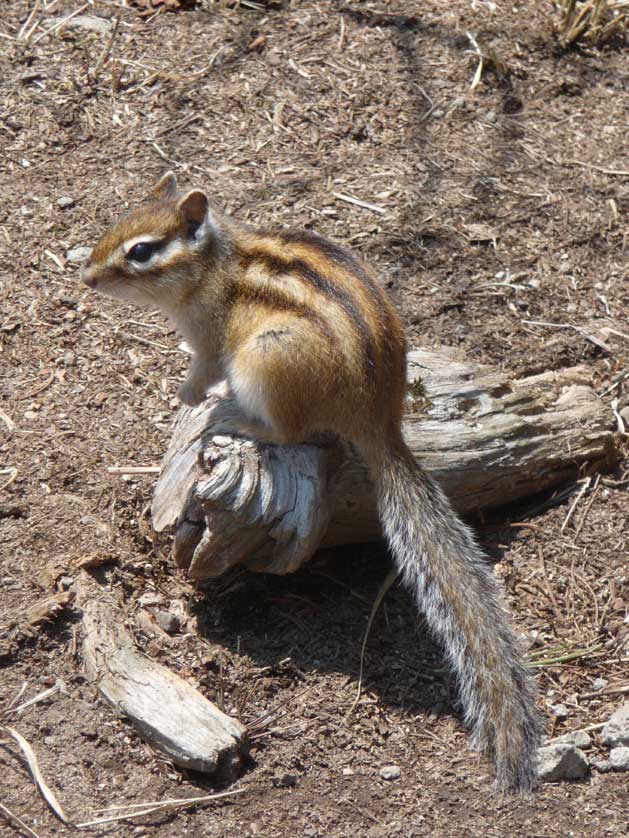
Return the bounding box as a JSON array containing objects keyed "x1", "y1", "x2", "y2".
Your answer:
[{"x1": 82, "y1": 172, "x2": 541, "y2": 792}]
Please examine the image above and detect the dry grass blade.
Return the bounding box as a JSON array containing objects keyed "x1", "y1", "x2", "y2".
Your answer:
[
  {"x1": 1, "y1": 726, "x2": 69, "y2": 824},
  {"x1": 558, "y1": 0, "x2": 629, "y2": 45},
  {"x1": 526, "y1": 642, "x2": 603, "y2": 667},
  {"x1": 31, "y1": 2, "x2": 89, "y2": 46},
  {"x1": 4, "y1": 683, "x2": 29, "y2": 715},
  {"x1": 75, "y1": 788, "x2": 247, "y2": 827},
  {"x1": 11, "y1": 680, "x2": 66, "y2": 718},
  {"x1": 347, "y1": 568, "x2": 399, "y2": 717},
  {"x1": 0, "y1": 801, "x2": 43, "y2": 838}
]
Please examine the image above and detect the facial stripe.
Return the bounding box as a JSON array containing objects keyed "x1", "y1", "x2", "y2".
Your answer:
[{"x1": 110, "y1": 237, "x2": 186, "y2": 272}]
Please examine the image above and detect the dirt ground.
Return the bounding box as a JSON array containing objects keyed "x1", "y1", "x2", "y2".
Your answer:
[{"x1": 1, "y1": 1, "x2": 628, "y2": 836}]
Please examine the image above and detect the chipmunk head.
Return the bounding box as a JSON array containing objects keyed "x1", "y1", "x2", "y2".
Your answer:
[{"x1": 82, "y1": 172, "x2": 224, "y2": 308}]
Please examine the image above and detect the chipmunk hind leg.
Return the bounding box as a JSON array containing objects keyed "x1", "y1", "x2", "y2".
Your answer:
[{"x1": 226, "y1": 322, "x2": 343, "y2": 445}]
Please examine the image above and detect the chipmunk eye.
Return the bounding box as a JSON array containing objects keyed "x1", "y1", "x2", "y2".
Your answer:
[{"x1": 127, "y1": 241, "x2": 155, "y2": 263}]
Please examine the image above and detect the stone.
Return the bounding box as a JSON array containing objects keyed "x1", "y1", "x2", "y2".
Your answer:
[
  {"x1": 553, "y1": 730, "x2": 592, "y2": 750},
  {"x1": 66, "y1": 246, "x2": 92, "y2": 264},
  {"x1": 550, "y1": 703, "x2": 570, "y2": 719},
  {"x1": 379, "y1": 765, "x2": 401, "y2": 781},
  {"x1": 608, "y1": 747, "x2": 629, "y2": 771},
  {"x1": 57, "y1": 196, "x2": 75, "y2": 209},
  {"x1": 592, "y1": 677, "x2": 609, "y2": 692},
  {"x1": 602, "y1": 703, "x2": 629, "y2": 748},
  {"x1": 593, "y1": 760, "x2": 612, "y2": 773},
  {"x1": 138, "y1": 592, "x2": 164, "y2": 607},
  {"x1": 537, "y1": 744, "x2": 589, "y2": 782},
  {"x1": 154, "y1": 610, "x2": 180, "y2": 634},
  {"x1": 272, "y1": 773, "x2": 298, "y2": 788}
]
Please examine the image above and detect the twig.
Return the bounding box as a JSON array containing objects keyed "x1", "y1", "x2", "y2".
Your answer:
[
  {"x1": 561, "y1": 477, "x2": 592, "y2": 532},
  {"x1": 75, "y1": 788, "x2": 247, "y2": 828},
  {"x1": 154, "y1": 113, "x2": 203, "y2": 139},
  {"x1": 347, "y1": 569, "x2": 399, "y2": 717},
  {"x1": 572, "y1": 159, "x2": 629, "y2": 177},
  {"x1": 466, "y1": 31, "x2": 484, "y2": 90},
  {"x1": 10, "y1": 681, "x2": 66, "y2": 718},
  {"x1": 0, "y1": 802, "x2": 43, "y2": 838},
  {"x1": 573, "y1": 474, "x2": 601, "y2": 539},
  {"x1": 15, "y1": 371, "x2": 55, "y2": 401},
  {"x1": 332, "y1": 192, "x2": 386, "y2": 215},
  {"x1": 338, "y1": 15, "x2": 346, "y2": 51},
  {"x1": 0, "y1": 407, "x2": 16, "y2": 432},
  {"x1": 31, "y1": 3, "x2": 89, "y2": 45},
  {"x1": 107, "y1": 466, "x2": 161, "y2": 475},
  {"x1": 119, "y1": 330, "x2": 176, "y2": 352},
  {"x1": 0, "y1": 467, "x2": 18, "y2": 492},
  {"x1": 599, "y1": 370, "x2": 629, "y2": 397},
  {"x1": 579, "y1": 683, "x2": 629, "y2": 699},
  {"x1": 526, "y1": 643, "x2": 602, "y2": 667},
  {"x1": 17, "y1": 0, "x2": 41, "y2": 42},
  {"x1": 1, "y1": 726, "x2": 69, "y2": 824},
  {"x1": 92, "y1": 15, "x2": 120, "y2": 78}
]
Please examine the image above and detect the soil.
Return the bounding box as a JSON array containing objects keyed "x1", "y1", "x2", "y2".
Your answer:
[{"x1": 1, "y1": 1, "x2": 628, "y2": 836}]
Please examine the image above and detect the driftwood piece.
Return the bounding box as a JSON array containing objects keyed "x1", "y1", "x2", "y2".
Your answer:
[
  {"x1": 77, "y1": 577, "x2": 248, "y2": 779},
  {"x1": 152, "y1": 348, "x2": 618, "y2": 580}
]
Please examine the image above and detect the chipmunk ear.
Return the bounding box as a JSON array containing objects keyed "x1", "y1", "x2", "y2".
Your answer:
[
  {"x1": 177, "y1": 189, "x2": 217, "y2": 247},
  {"x1": 152, "y1": 171, "x2": 178, "y2": 200}
]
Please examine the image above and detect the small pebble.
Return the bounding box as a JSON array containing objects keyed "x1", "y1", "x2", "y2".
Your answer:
[
  {"x1": 63, "y1": 351, "x2": 77, "y2": 367},
  {"x1": 485, "y1": 110, "x2": 497, "y2": 122},
  {"x1": 592, "y1": 677, "x2": 609, "y2": 692},
  {"x1": 553, "y1": 730, "x2": 592, "y2": 750},
  {"x1": 138, "y1": 592, "x2": 164, "y2": 607},
  {"x1": 608, "y1": 747, "x2": 629, "y2": 771},
  {"x1": 551, "y1": 703, "x2": 570, "y2": 719},
  {"x1": 602, "y1": 702, "x2": 629, "y2": 748},
  {"x1": 57, "y1": 196, "x2": 75, "y2": 209},
  {"x1": 154, "y1": 610, "x2": 179, "y2": 634},
  {"x1": 537, "y1": 744, "x2": 589, "y2": 782},
  {"x1": 66, "y1": 246, "x2": 92, "y2": 264},
  {"x1": 272, "y1": 773, "x2": 298, "y2": 788},
  {"x1": 379, "y1": 765, "x2": 401, "y2": 781},
  {"x1": 593, "y1": 759, "x2": 612, "y2": 773}
]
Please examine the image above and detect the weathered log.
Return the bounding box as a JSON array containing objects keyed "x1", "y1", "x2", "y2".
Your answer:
[
  {"x1": 152, "y1": 348, "x2": 618, "y2": 580},
  {"x1": 76, "y1": 576, "x2": 248, "y2": 779}
]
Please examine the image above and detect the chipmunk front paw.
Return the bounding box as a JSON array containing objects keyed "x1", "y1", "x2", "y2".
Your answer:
[{"x1": 177, "y1": 379, "x2": 207, "y2": 407}]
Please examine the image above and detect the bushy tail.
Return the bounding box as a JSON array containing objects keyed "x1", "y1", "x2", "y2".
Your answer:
[{"x1": 371, "y1": 441, "x2": 541, "y2": 792}]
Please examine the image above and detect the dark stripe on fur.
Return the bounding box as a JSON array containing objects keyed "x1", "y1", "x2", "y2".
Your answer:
[
  {"x1": 240, "y1": 247, "x2": 377, "y2": 377},
  {"x1": 230, "y1": 279, "x2": 339, "y2": 352}
]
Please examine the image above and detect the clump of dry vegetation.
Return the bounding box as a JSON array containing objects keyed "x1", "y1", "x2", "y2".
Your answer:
[{"x1": 557, "y1": 0, "x2": 628, "y2": 45}]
